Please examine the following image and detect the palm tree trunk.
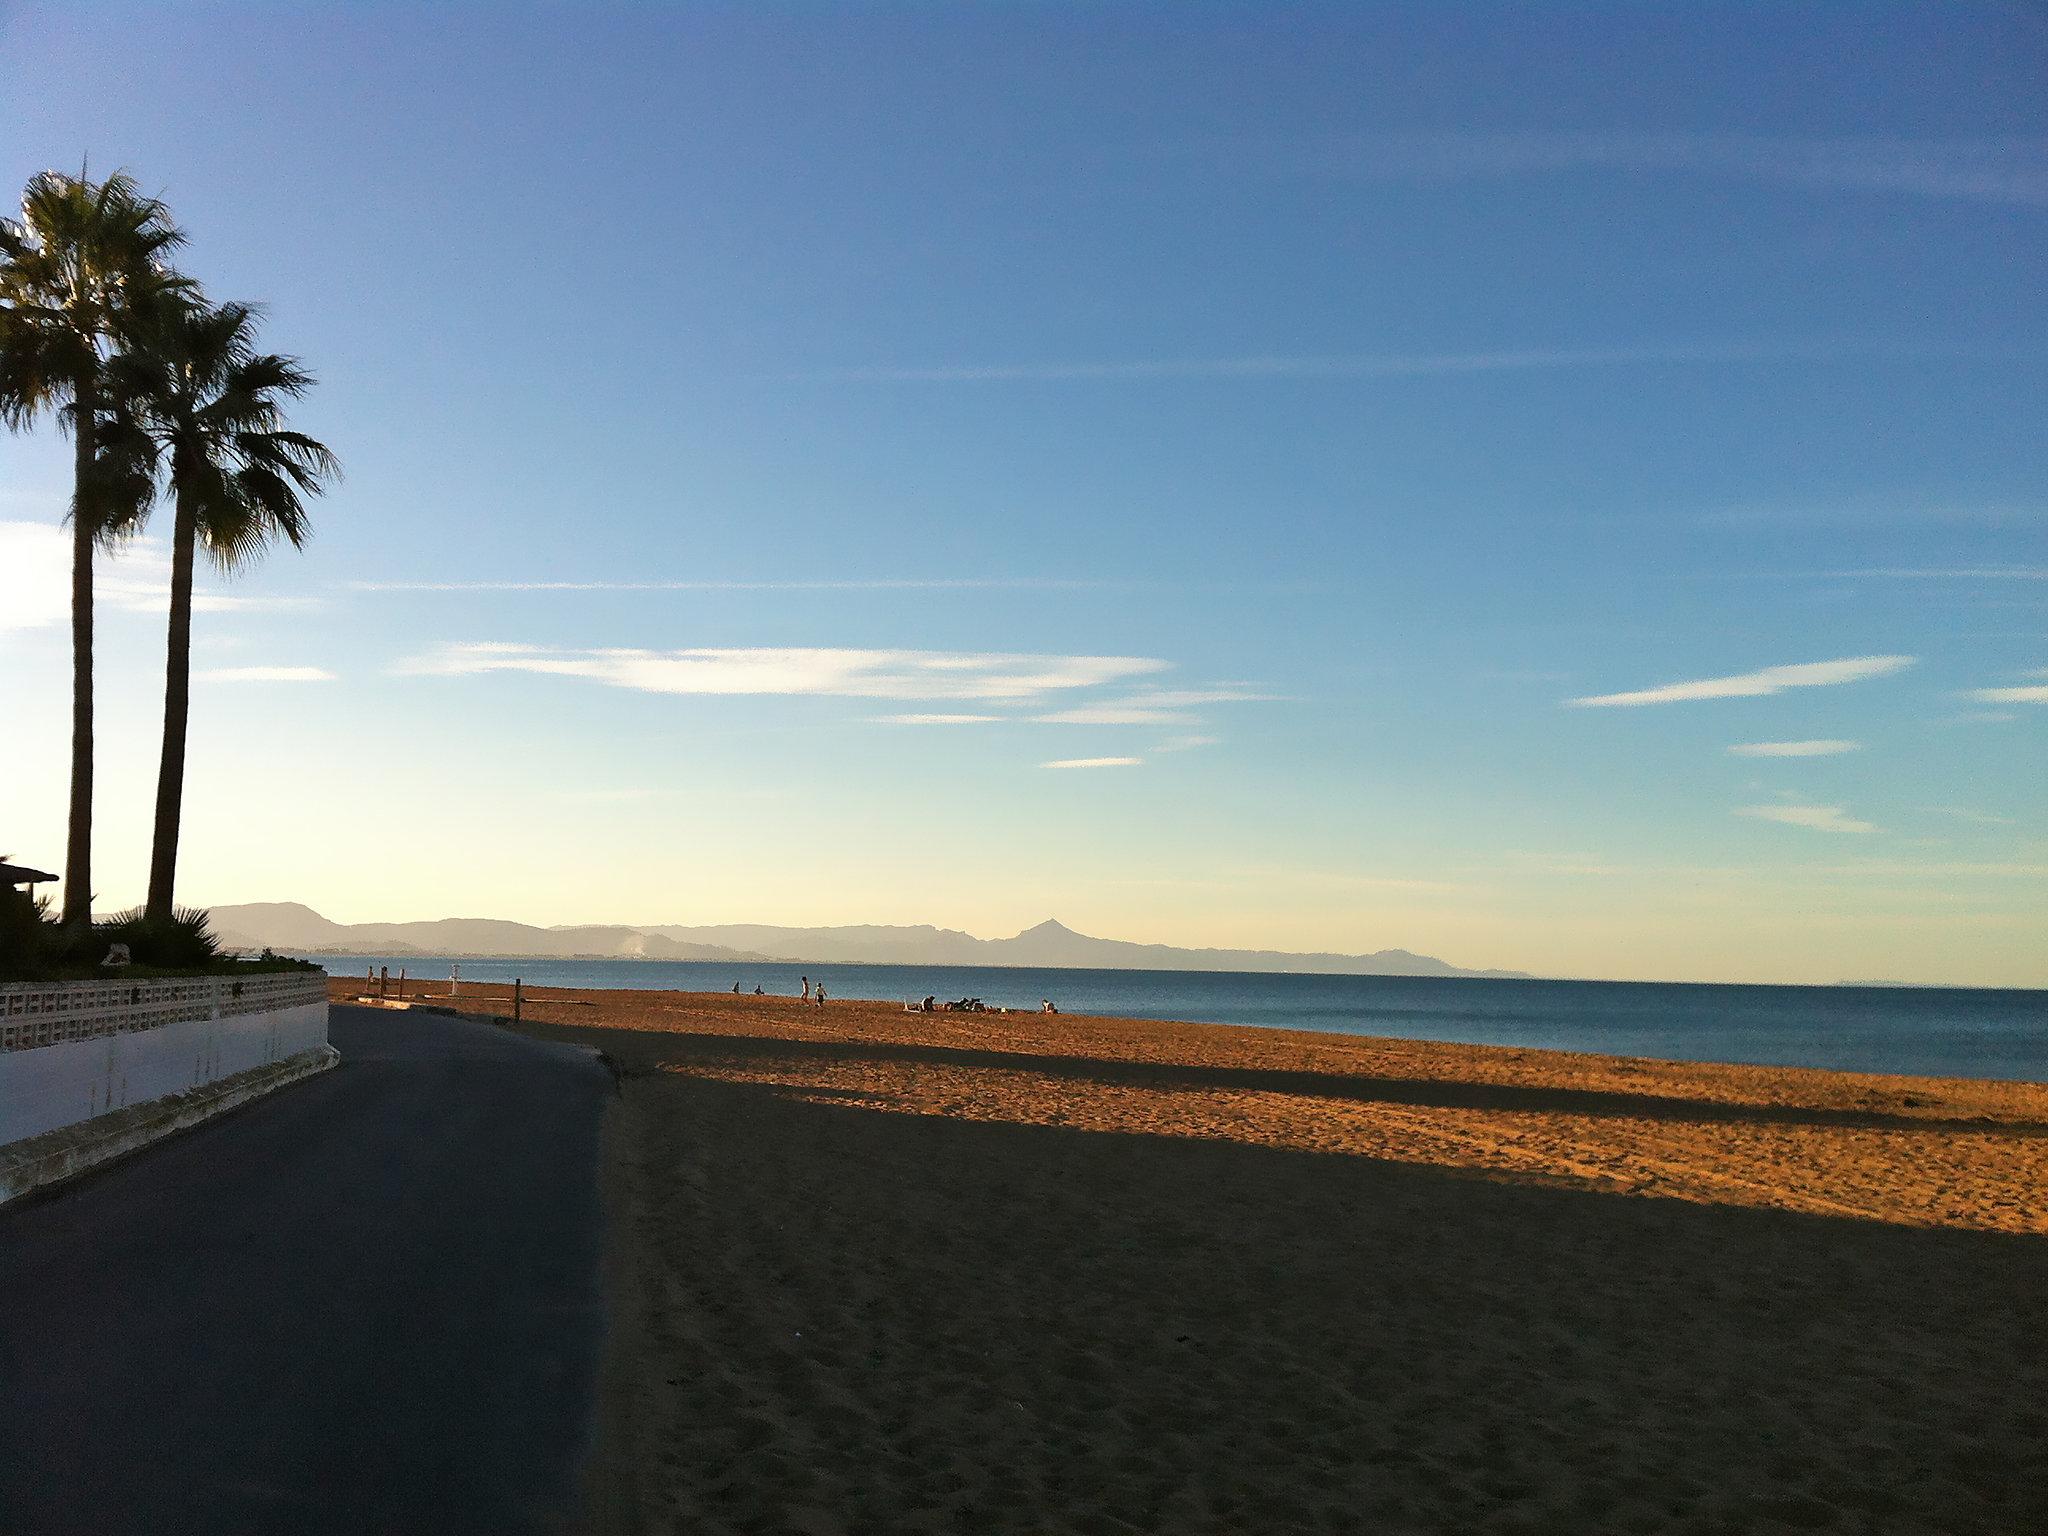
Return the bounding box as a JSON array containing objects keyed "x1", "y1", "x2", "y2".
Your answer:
[
  {"x1": 146, "y1": 492, "x2": 197, "y2": 924},
  {"x1": 61, "y1": 386, "x2": 96, "y2": 930}
]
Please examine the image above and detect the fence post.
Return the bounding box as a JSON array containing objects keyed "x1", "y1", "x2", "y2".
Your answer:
[{"x1": 513, "y1": 978, "x2": 522, "y2": 1024}]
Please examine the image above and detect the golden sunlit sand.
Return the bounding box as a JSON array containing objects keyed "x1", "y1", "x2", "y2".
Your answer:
[{"x1": 339, "y1": 980, "x2": 2048, "y2": 1533}]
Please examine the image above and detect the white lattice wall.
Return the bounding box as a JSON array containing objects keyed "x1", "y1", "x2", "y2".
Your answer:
[
  {"x1": 1, "y1": 971, "x2": 331, "y2": 1145},
  {"x1": 0, "y1": 971, "x2": 327, "y2": 1052}
]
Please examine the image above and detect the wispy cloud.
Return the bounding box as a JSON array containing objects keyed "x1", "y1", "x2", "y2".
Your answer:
[
  {"x1": 397, "y1": 643, "x2": 1169, "y2": 702},
  {"x1": 876, "y1": 713, "x2": 1005, "y2": 725},
  {"x1": 1569, "y1": 655, "x2": 1914, "y2": 708},
  {"x1": 808, "y1": 339, "x2": 1903, "y2": 385},
  {"x1": 1970, "y1": 684, "x2": 2048, "y2": 703},
  {"x1": 195, "y1": 665, "x2": 336, "y2": 684},
  {"x1": 1737, "y1": 803, "x2": 1880, "y2": 835},
  {"x1": 1815, "y1": 859, "x2": 2048, "y2": 879},
  {"x1": 347, "y1": 576, "x2": 1113, "y2": 593},
  {"x1": 1034, "y1": 686, "x2": 1269, "y2": 724},
  {"x1": 1042, "y1": 756, "x2": 1143, "y2": 770},
  {"x1": 1825, "y1": 566, "x2": 2048, "y2": 580},
  {"x1": 1241, "y1": 131, "x2": 2048, "y2": 206},
  {"x1": 1034, "y1": 704, "x2": 1193, "y2": 724},
  {"x1": 1728, "y1": 739, "x2": 1861, "y2": 758},
  {"x1": 1967, "y1": 668, "x2": 2048, "y2": 704},
  {"x1": 1705, "y1": 502, "x2": 2044, "y2": 531},
  {"x1": 1129, "y1": 688, "x2": 1271, "y2": 707},
  {"x1": 1, "y1": 521, "x2": 315, "y2": 631}
]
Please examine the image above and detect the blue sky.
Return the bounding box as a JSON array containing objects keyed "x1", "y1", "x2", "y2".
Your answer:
[{"x1": 2, "y1": 2, "x2": 2044, "y2": 984}]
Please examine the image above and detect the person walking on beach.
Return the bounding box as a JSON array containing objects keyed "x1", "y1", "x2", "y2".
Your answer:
[
  {"x1": 801, "y1": 975, "x2": 811, "y2": 1000},
  {"x1": 815, "y1": 983, "x2": 827, "y2": 1007}
]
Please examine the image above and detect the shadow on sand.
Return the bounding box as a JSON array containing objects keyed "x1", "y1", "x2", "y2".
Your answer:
[
  {"x1": 551, "y1": 1016, "x2": 2048, "y2": 1535},
  {"x1": 608, "y1": 1025, "x2": 2048, "y2": 1137}
]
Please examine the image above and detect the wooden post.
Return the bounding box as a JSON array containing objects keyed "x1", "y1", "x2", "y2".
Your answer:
[{"x1": 513, "y1": 978, "x2": 523, "y2": 1024}]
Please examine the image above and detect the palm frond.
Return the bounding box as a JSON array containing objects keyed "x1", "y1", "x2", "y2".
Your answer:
[
  {"x1": 103, "y1": 292, "x2": 337, "y2": 573},
  {"x1": 1, "y1": 169, "x2": 192, "y2": 461},
  {"x1": 81, "y1": 405, "x2": 160, "y2": 544}
]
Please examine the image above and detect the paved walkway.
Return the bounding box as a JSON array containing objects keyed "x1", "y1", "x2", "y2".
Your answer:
[{"x1": 0, "y1": 1005, "x2": 611, "y2": 1535}]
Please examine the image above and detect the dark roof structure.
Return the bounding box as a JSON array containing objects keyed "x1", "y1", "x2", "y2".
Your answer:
[{"x1": 1, "y1": 861, "x2": 59, "y2": 886}]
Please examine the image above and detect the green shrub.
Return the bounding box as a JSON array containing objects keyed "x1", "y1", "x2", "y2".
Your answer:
[
  {"x1": 93, "y1": 906, "x2": 223, "y2": 970},
  {"x1": 1, "y1": 899, "x2": 316, "y2": 982}
]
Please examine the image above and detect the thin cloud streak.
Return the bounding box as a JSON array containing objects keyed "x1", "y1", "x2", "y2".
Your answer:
[
  {"x1": 1925, "y1": 806, "x2": 2016, "y2": 826},
  {"x1": 1042, "y1": 756, "x2": 1143, "y2": 769},
  {"x1": 397, "y1": 643, "x2": 1171, "y2": 702},
  {"x1": 1242, "y1": 131, "x2": 2048, "y2": 206},
  {"x1": 1728, "y1": 740, "x2": 1861, "y2": 757},
  {"x1": 877, "y1": 713, "x2": 1005, "y2": 725},
  {"x1": 195, "y1": 665, "x2": 337, "y2": 683},
  {"x1": 347, "y1": 576, "x2": 1116, "y2": 593},
  {"x1": 1825, "y1": 566, "x2": 2048, "y2": 580},
  {"x1": 808, "y1": 339, "x2": 1905, "y2": 384},
  {"x1": 1570, "y1": 655, "x2": 1914, "y2": 708},
  {"x1": 1970, "y1": 683, "x2": 2048, "y2": 703},
  {"x1": 1035, "y1": 685, "x2": 1269, "y2": 724},
  {"x1": 1737, "y1": 803, "x2": 1880, "y2": 835},
  {"x1": 1034, "y1": 705, "x2": 1194, "y2": 724},
  {"x1": 1, "y1": 521, "x2": 317, "y2": 629}
]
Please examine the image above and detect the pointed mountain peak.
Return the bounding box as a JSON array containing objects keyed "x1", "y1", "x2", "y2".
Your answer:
[{"x1": 1018, "y1": 918, "x2": 1079, "y2": 938}]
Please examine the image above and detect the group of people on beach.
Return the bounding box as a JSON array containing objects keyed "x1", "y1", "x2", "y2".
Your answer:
[
  {"x1": 730, "y1": 977, "x2": 829, "y2": 1006},
  {"x1": 726, "y1": 978, "x2": 1060, "y2": 1014},
  {"x1": 912, "y1": 995, "x2": 1061, "y2": 1014}
]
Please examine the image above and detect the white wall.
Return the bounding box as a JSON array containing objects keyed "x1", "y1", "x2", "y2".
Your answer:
[{"x1": 1, "y1": 985, "x2": 330, "y2": 1146}]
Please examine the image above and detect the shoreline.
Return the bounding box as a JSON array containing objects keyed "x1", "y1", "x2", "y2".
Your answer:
[
  {"x1": 310, "y1": 951, "x2": 2042, "y2": 991},
  {"x1": 332, "y1": 973, "x2": 2048, "y2": 1107},
  {"x1": 321, "y1": 966, "x2": 2048, "y2": 1087}
]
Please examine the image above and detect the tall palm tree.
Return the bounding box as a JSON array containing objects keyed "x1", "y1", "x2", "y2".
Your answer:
[
  {"x1": 107, "y1": 298, "x2": 338, "y2": 923},
  {"x1": 0, "y1": 171, "x2": 189, "y2": 928}
]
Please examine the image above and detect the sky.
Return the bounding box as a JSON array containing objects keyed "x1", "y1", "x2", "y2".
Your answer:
[{"x1": 1, "y1": 1, "x2": 2044, "y2": 986}]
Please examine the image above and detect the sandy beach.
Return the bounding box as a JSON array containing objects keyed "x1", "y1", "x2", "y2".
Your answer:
[{"x1": 335, "y1": 979, "x2": 2048, "y2": 1534}]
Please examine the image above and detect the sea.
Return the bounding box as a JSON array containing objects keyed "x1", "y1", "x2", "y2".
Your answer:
[{"x1": 313, "y1": 954, "x2": 2048, "y2": 1084}]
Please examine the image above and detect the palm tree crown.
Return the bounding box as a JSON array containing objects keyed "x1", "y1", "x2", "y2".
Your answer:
[
  {"x1": 111, "y1": 298, "x2": 338, "y2": 569},
  {"x1": 0, "y1": 170, "x2": 189, "y2": 534}
]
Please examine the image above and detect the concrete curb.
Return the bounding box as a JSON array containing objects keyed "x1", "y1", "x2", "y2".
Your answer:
[{"x1": 0, "y1": 1045, "x2": 340, "y2": 1207}]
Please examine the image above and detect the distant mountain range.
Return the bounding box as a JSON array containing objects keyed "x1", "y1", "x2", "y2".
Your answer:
[{"x1": 208, "y1": 902, "x2": 1528, "y2": 979}]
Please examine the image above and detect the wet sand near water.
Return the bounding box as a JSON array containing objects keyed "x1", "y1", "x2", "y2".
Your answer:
[{"x1": 335, "y1": 979, "x2": 2048, "y2": 1534}]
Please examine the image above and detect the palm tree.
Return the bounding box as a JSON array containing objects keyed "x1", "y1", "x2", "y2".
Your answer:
[
  {"x1": 0, "y1": 171, "x2": 189, "y2": 928},
  {"x1": 107, "y1": 298, "x2": 337, "y2": 923}
]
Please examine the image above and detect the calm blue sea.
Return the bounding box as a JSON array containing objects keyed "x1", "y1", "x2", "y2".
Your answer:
[{"x1": 314, "y1": 953, "x2": 2048, "y2": 1083}]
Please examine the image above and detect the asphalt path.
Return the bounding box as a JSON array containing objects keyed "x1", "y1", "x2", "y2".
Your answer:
[{"x1": 0, "y1": 1004, "x2": 611, "y2": 1535}]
